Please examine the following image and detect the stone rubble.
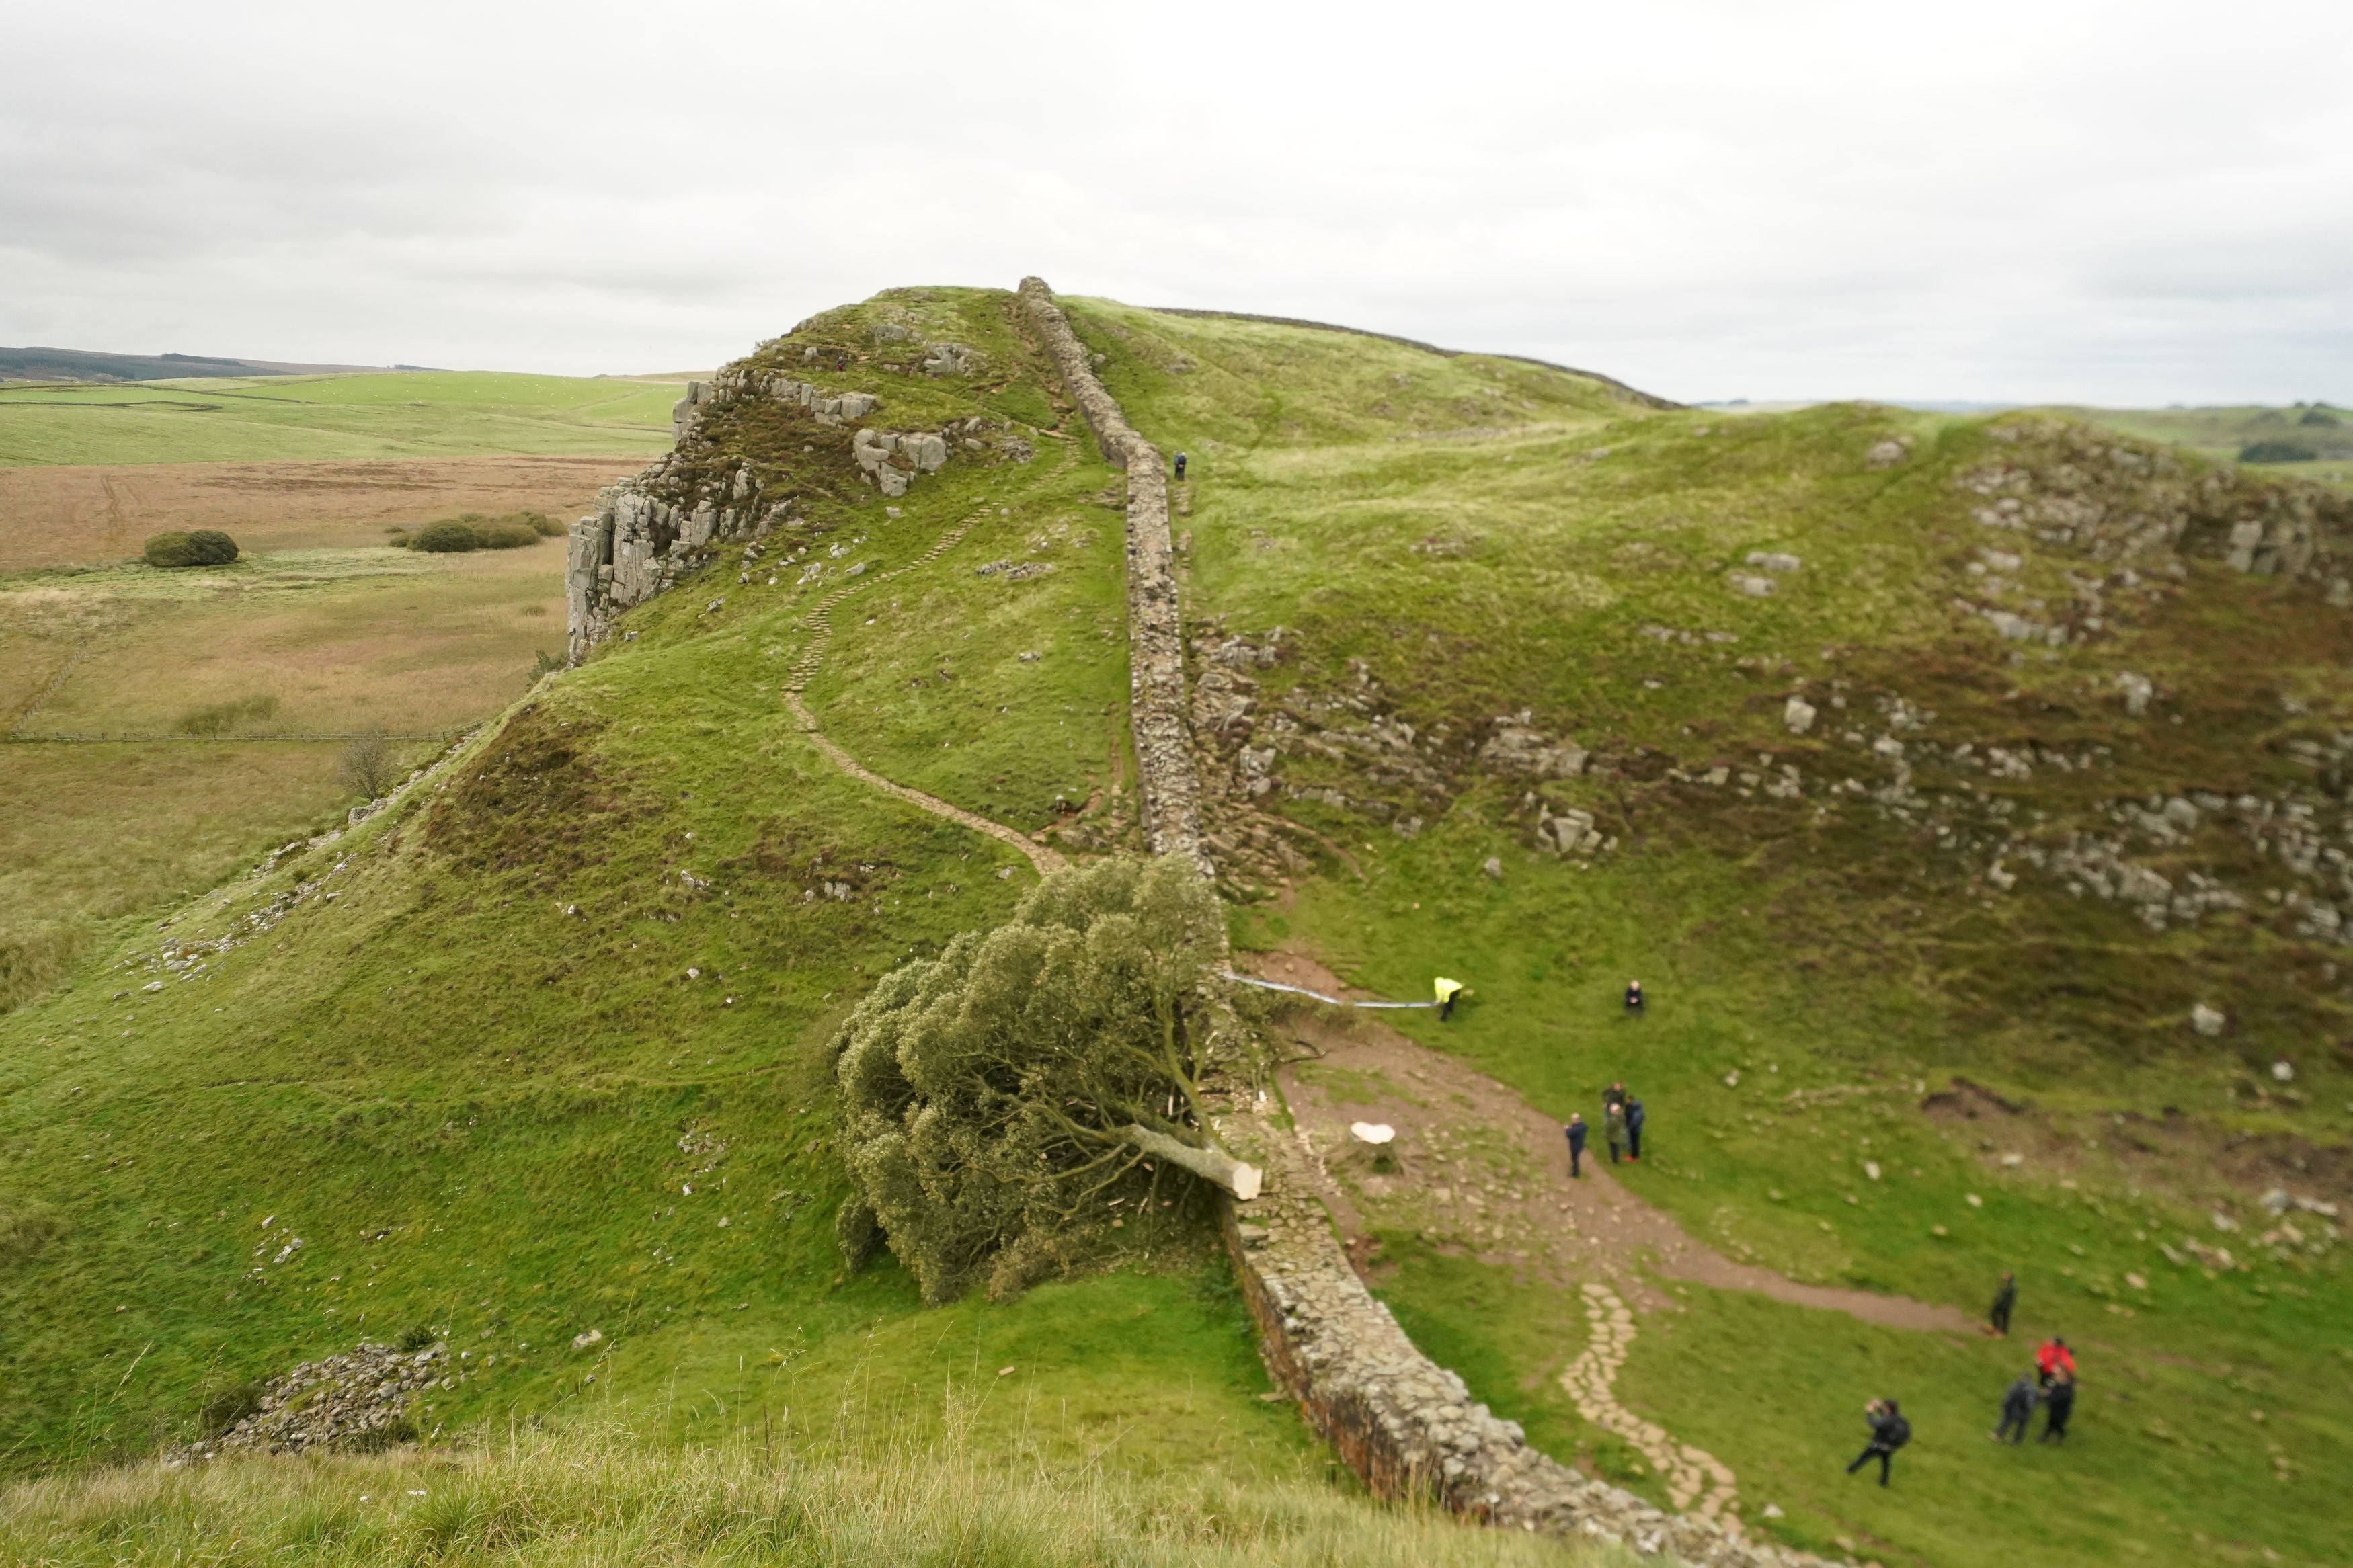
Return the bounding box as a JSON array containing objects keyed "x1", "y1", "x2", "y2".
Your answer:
[{"x1": 182, "y1": 1341, "x2": 448, "y2": 1460}]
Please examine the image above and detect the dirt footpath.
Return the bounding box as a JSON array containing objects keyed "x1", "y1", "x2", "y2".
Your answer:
[
  {"x1": 0, "y1": 455, "x2": 649, "y2": 572},
  {"x1": 1252, "y1": 950, "x2": 1973, "y2": 1331}
]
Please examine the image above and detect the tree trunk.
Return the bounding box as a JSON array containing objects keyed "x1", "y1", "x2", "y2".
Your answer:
[{"x1": 1119, "y1": 1124, "x2": 1262, "y2": 1201}]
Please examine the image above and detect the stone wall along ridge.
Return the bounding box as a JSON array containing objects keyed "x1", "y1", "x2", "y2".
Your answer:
[
  {"x1": 1019, "y1": 274, "x2": 1835, "y2": 1565},
  {"x1": 1016, "y1": 277, "x2": 1208, "y2": 874}
]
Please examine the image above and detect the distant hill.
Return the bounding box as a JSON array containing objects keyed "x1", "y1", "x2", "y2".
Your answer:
[{"x1": 0, "y1": 345, "x2": 408, "y2": 384}]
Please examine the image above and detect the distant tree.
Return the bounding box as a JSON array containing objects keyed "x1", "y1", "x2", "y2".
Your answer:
[
  {"x1": 834, "y1": 856, "x2": 1259, "y2": 1303},
  {"x1": 338, "y1": 731, "x2": 399, "y2": 800},
  {"x1": 2299, "y1": 407, "x2": 2342, "y2": 427},
  {"x1": 2241, "y1": 440, "x2": 2319, "y2": 464},
  {"x1": 143, "y1": 529, "x2": 239, "y2": 567}
]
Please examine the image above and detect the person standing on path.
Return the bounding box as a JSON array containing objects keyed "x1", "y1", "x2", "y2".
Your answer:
[
  {"x1": 1989, "y1": 1271, "x2": 2018, "y2": 1337},
  {"x1": 1624, "y1": 979, "x2": 1644, "y2": 1017},
  {"x1": 1565, "y1": 1114, "x2": 1588, "y2": 1177},
  {"x1": 2039, "y1": 1373, "x2": 2075, "y2": 1443},
  {"x1": 1991, "y1": 1371, "x2": 2038, "y2": 1444},
  {"x1": 1604, "y1": 1100, "x2": 1628, "y2": 1164},
  {"x1": 1625, "y1": 1096, "x2": 1646, "y2": 1163},
  {"x1": 1844, "y1": 1398, "x2": 1910, "y2": 1487}
]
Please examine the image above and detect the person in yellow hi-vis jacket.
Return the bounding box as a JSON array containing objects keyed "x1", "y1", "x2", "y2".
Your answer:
[{"x1": 1434, "y1": 977, "x2": 1464, "y2": 1021}]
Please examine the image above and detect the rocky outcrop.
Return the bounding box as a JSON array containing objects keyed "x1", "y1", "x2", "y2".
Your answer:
[
  {"x1": 185, "y1": 1340, "x2": 448, "y2": 1459},
  {"x1": 565, "y1": 455, "x2": 794, "y2": 661},
  {"x1": 1017, "y1": 276, "x2": 1207, "y2": 872}
]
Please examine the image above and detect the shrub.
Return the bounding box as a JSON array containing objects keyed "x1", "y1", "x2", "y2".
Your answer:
[
  {"x1": 339, "y1": 732, "x2": 399, "y2": 800},
  {"x1": 2299, "y1": 407, "x2": 2342, "y2": 427},
  {"x1": 2241, "y1": 440, "x2": 2319, "y2": 464},
  {"x1": 407, "y1": 520, "x2": 481, "y2": 553},
  {"x1": 530, "y1": 650, "x2": 564, "y2": 681},
  {"x1": 143, "y1": 530, "x2": 239, "y2": 567},
  {"x1": 394, "y1": 1325, "x2": 441, "y2": 1353},
  {"x1": 474, "y1": 520, "x2": 541, "y2": 549},
  {"x1": 524, "y1": 511, "x2": 564, "y2": 536}
]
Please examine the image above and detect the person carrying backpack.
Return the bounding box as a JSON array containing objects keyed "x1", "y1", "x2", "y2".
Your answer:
[
  {"x1": 1990, "y1": 1371, "x2": 2038, "y2": 1444},
  {"x1": 2039, "y1": 1374, "x2": 2075, "y2": 1443},
  {"x1": 1844, "y1": 1398, "x2": 1909, "y2": 1487},
  {"x1": 1564, "y1": 1114, "x2": 1588, "y2": 1178}
]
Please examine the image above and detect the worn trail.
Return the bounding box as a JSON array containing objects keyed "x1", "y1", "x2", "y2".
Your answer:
[{"x1": 782, "y1": 441, "x2": 1077, "y2": 878}]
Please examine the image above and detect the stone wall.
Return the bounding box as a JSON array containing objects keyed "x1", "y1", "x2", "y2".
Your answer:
[
  {"x1": 1021, "y1": 275, "x2": 1830, "y2": 1566},
  {"x1": 1016, "y1": 277, "x2": 1208, "y2": 873}
]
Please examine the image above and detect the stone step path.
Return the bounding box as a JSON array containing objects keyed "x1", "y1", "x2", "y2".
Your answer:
[{"x1": 1562, "y1": 1282, "x2": 1742, "y2": 1528}]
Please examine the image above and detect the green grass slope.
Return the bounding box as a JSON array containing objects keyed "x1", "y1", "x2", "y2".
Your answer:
[
  {"x1": 1070, "y1": 298, "x2": 2352, "y2": 1565},
  {"x1": 0, "y1": 289, "x2": 1307, "y2": 1489},
  {"x1": 0, "y1": 372, "x2": 679, "y2": 466},
  {"x1": 5, "y1": 285, "x2": 2349, "y2": 1567}
]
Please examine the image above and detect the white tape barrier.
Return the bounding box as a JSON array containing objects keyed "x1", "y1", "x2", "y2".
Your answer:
[{"x1": 1217, "y1": 972, "x2": 1442, "y2": 1009}]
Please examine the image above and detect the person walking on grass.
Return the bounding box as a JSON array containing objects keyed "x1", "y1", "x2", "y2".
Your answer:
[
  {"x1": 1604, "y1": 1100, "x2": 1628, "y2": 1165},
  {"x1": 1626, "y1": 1096, "x2": 1646, "y2": 1163},
  {"x1": 1991, "y1": 1370, "x2": 2038, "y2": 1444},
  {"x1": 1624, "y1": 979, "x2": 1645, "y2": 1017},
  {"x1": 1173, "y1": 452, "x2": 1187, "y2": 481},
  {"x1": 1989, "y1": 1270, "x2": 2018, "y2": 1337},
  {"x1": 1844, "y1": 1398, "x2": 1910, "y2": 1487},
  {"x1": 2039, "y1": 1373, "x2": 2075, "y2": 1443},
  {"x1": 1565, "y1": 1114, "x2": 1588, "y2": 1177}
]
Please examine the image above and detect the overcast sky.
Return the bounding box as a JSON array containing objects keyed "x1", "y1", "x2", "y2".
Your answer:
[{"x1": 3, "y1": 0, "x2": 2346, "y2": 404}]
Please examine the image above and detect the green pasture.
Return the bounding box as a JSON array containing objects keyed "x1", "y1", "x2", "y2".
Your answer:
[
  {"x1": 1, "y1": 285, "x2": 2347, "y2": 1568},
  {"x1": 0, "y1": 372, "x2": 680, "y2": 466}
]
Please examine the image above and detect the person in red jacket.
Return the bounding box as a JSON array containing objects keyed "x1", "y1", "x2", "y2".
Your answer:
[{"x1": 2035, "y1": 1337, "x2": 2076, "y2": 1387}]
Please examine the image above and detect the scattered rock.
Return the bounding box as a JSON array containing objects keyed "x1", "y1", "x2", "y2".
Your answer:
[
  {"x1": 1728, "y1": 573, "x2": 1776, "y2": 597},
  {"x1": 2191, "y1": 1003, "x2": 2226, "y2": 1037},
  {"x1": 186, "y1": 1341, "x2": 446, "y2": 1460},
  {"x1": 1783, "y1": 695, "x2": 1817, "y2": 735}
]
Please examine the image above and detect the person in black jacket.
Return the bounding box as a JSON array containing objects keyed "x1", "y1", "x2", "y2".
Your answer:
[
  {"x1": 1626, "y1": 1097, "x2": 1647, "y2": 1162},
  {"x1": 2039, "y1": 1373, "x2": 2075, "y2": 1442},
  {"x1": 1989, "y1": 1271, "x2": 2018, "y2": 1337},
  {"x1": 1990, "y1": 1371, "x2": 2038, "y2": 1444},
  {"x1": 1624, "y1": 979, "x2": 1645, "y2": 1016},
  {"x1": 1564, "y1": 1114, "x2": 1588, "y2": 1178},
  {"x1": 1845, "y1": 1398, "x2": 1910, "y2": 1486}
]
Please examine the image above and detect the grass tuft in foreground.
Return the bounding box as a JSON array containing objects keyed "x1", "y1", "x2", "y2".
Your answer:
[{"x1": 0, "y1": 1423, "x2": 1616, "y2": 1568}]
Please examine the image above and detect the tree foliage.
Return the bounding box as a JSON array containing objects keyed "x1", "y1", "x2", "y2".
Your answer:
[
  {"x1": 834, "y1": 856, "x2": 1238, "y2": 1303},
  {"x1": 142, "y1": 529, "x2": 239, "y2": 567}
]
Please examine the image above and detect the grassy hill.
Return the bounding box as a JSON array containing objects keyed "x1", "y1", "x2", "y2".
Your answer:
[
  {"x1": 1, "y1": 286, "x2": 2347, "y2": 1567},
  {"x1": 0, "y1": 371, "x2": 680, "y2": 466}
]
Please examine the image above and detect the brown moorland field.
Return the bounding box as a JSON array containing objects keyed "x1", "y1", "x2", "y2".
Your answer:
[{"x1": 0, "y1": 454, "x2": 645, "y2": 572}]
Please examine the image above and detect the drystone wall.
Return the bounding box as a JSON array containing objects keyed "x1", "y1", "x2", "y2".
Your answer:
[
  {"x1": 1019, "y1": 276, "x2": 1829, "y2": 1565},
  {"x1": 1016, "y1": 276, "x2": 1207, "y2": 872}
]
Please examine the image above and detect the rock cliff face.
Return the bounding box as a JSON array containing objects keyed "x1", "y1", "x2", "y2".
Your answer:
[{"x1": 568, "y1": 363, "x2": 961, "y2": 662}]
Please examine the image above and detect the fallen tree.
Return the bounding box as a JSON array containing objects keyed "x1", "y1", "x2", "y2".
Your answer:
[{"x1": 834, "y1": 855, "x2": 1259, "y2": 1302}]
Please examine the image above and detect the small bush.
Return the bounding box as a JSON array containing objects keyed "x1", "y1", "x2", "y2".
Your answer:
[
  {"x1": 524, "y1": 511, "x2": 564, "y2": 536},
  {"x1": 394, "y1": 1325, "x2": 441, "y2": 1353},
  {"x1": 178, "y1": 694, "x2": 278, "y2": 735},
  {"x1": 143, "y1": 530, "x2": 239, "y2": 568},
  {"x1": 2241, "y1": 440, "x2": 2319, "y2": 464},
  {"x1": 2300, "y1": 407, "x2": 2342, "y2": 427},
  {"x1": 474, "y1": 520, "x2": 541, "y2": 549},
  {"x1": 530, "y1": 650, "x2": 564, "y2": 681},
  {"x1": 339, "y1": 732, "x2": 400, "y2": 800},
  {"x1": 407, "y1": 520, "x2": 480, "y2": 553}
]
